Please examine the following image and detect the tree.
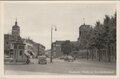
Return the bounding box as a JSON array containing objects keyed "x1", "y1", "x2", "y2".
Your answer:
[
  {"x1": 78, "y1": 12, "x2": 116, "y2": 62},
  {"x1": 61, "y1": 40, "x2": 72, "y2": 56},
  {"x1": 94, "y1": 21, "x2": 105, "y2": 62},
  {"x1": 78, "y1": 25, "x2": 94, "y2": 59},
  {"x1": 102, "y1": 14, "x2": 116, "y2": 62},
  {"x1": 93, "y1": 13, "x2": 116, "y2": 62}
]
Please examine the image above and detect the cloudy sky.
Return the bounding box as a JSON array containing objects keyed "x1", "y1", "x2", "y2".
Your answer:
[{"x1": 4, "y1": 1, "x2": 116, "y2": 49}]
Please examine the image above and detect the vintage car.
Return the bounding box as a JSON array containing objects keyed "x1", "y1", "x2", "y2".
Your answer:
[
  {"x1": 38, "y1": 55, "x2": 47, "y2": 64},
  {"x1": 64, "y1": 56, "x2": 74, "y2": 62},
  {"x1": 59, "y1": 56, "x2": 66, "y2": 60}
]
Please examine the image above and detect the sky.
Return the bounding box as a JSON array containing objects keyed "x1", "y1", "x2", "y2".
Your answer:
[{"x1": 3, "y1": 1, "x2": 116, "y2": 50}]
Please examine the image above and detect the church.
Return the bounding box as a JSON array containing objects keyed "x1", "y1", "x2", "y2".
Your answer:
[{"x1": 4, "y1": 20, "x2": 27, "y2": 62}]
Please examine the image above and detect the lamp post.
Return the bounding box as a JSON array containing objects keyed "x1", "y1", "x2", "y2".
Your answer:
[{"x1": 50, "y1": 25, "x2": 57, "y2": 63}]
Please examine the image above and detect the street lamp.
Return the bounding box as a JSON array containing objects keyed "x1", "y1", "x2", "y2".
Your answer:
[{"x1": 50, "y1": 25, "x2": 57, "y2": 63}]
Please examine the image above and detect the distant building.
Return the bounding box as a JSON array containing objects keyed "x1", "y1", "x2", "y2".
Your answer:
[
  {"x1": 24, "y1": 38, "x2": 45, "y2": 58},
  {"x1": 38, "y1": 43, "x2": 45, "y2": 56},
  {"x1": 45, "y1": 49, "x2": 51, "y2": 58},
  {"x1": 52, "y1": 41, "x2": 65, "y2": 58},
  {"x1": 23, "y1": 39, "x2": 35, "y2": 58},
  {"x1": 52, "y1": 40, "x2": 79, "y2": 58}
]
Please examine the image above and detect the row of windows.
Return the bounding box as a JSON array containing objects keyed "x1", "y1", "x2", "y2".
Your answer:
[{"x1": 14, "y1": 45, "x2": 24, "y2": 49}]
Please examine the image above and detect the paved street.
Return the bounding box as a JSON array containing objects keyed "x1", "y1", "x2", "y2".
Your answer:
[{"x1": 4, "y1": 58, "x2": 116, "y2": 75}]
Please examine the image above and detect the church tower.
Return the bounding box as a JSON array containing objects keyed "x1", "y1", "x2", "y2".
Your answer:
[{"x1": 12, "y1": 20, "x2": 20, "y2": 37}]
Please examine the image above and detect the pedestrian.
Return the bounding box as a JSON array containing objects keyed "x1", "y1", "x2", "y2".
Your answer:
[{"x1": 26, "y1": 56, "x2": 30, "y2": 64}]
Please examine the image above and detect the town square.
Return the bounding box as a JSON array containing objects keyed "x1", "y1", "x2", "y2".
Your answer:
[{"x1": 3, "y1": 1, "x2": 116, "y2": 75}]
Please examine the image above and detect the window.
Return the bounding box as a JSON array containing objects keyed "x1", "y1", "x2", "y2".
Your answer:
[
  {"x1": 20, "y1": 51, "x2": 22, "y2": 56},
  {"x1": 6, "y1": 42, "x2": 9, "y2": 44},
  {"x1": 14, "y1": 45, "x2": 17, "y2": 49},
  {"x1": 19, "y1": 45, "x2": 24, "y2": 49},
  {"x1": 53, "y1": 47, "x2": 56, "y2": 50}
]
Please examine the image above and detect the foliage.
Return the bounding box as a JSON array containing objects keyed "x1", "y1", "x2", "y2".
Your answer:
[
  {"x1": 78, "y1": 12, "x2": 116, "y2": 62},
  {"x1": 61, "y1": 40, "x2": 72, "y2": 55}
]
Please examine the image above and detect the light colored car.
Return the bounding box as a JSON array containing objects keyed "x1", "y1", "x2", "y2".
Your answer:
[
  {"x1": 59, "y1": 56, "x2": 65, "y2": 60},
  {"x1": 64, "y1": 56, "x2": 74, "y2": 62},
  {"x1": 38, "y1": 55, "x2": 47, "y2": 64}
]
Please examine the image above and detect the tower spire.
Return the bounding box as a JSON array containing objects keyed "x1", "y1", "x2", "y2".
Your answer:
[
  {"x1": 83, "y1": 18, "x2": 85, "y2": 25},
  {"x1": 15, "y1": 18, "x2": 17, "y2": 25}
]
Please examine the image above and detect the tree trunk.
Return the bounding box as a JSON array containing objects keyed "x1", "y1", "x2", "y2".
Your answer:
[
  {"x1": 82, "y1": 52, "x2": 83, "y2": 59},
  {"x1": 98, "y1": 49, "x2": 101, "y2": 62},
  {"x1": 114, "y1": 46, "x2": 116, "y2": 62},
  {"x1": 113, "y1": 46, "x2": 116, "y2": 62},
  {"x1": 101, "y1": 50, "x2": 103, "y2": 60},
  {"x1": 91, "y1": 49, "x2": 93, "y2": 60},
  {"x1": 108, "y1": 45, "x2": 111, "y2": 62},
  {"x1": 87, "y1": 49, "x2": 89, "y2": 60}
]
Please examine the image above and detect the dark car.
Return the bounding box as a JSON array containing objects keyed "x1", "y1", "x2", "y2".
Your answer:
[{"x1": 38, "y1": 55, "x2": 47, "y2": 64}]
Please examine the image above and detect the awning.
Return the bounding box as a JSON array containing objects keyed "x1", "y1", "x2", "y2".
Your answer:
[
  {"x1": 24, "y1": 50, "x2": 31, "y2": 56},
  {"x1": 30, "y1": 51, "x2": 36, "y2": 56}
]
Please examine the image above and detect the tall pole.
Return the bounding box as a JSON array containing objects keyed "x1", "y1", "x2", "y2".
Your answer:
[
  {"x1": 50, "y1": 27, "x2": 53, "y2": 63},
  {"x1": 50, "y1": 25, "x2": 57, "y2": 63}
]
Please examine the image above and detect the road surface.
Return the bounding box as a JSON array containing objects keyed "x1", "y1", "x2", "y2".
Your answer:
[{"x1": 4, "y1": 58, "x2": 116, "y2": 75}]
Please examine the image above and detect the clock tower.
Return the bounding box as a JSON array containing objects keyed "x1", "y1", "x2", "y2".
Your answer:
[{"x1": 12, "y1": 20, "x2": 20, "y2": 37}]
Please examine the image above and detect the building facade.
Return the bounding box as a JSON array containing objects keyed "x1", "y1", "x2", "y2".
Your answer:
[
  {"x1": 4, "y1": 34, "x2": 13, "y2": 56},
  {"x1": 23, "y1": 39, "x2": 35, "y2": 58},
  {"x1": 38, "y1": 44, "x2": 45, "y2": 56},
  {"x1": 52, "y1": 41, "x2": 65, "y2": 58},
  {"x1": 24, "y1": 38, "x2": 45, "y2": 58}
]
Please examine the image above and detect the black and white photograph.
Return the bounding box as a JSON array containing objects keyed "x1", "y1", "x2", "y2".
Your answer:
[{"x1": 0, "y1": 1, "x2": 119, "y2": 78}]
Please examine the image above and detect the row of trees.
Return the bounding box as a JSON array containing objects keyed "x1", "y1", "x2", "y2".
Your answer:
[
  {"x1": 79, "y1": 13, "x2": 116, "y2": 62},
  {"x1": 61, "y1": 13, "x2": 116, "y2": 62},
  {"x1": 61, "y1": 40, "x2": 72, "y2": 55}
]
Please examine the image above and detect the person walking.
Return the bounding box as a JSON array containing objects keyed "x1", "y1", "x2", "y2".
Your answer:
[{"x1": 26, "y1": 56, "x2": 30, "y2": 64}]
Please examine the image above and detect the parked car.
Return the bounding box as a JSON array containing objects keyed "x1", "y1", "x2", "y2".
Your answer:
[
  {"x1": 38, "y1": 55, "x2": 47, "y2": 64},
  {"x1": 64, "y1": 56, "x2": 74, "y2": 62},
  {"x1": 59, "y1": 56, "x2": 65, "y2": 60}
]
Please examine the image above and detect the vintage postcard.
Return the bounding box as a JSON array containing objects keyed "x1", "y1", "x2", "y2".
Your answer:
[{"x1": 0, "y1": 1, "x2": 120, "y2": 79}]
